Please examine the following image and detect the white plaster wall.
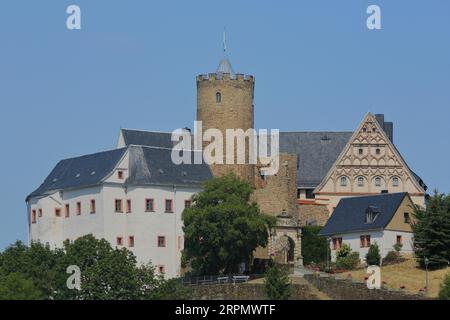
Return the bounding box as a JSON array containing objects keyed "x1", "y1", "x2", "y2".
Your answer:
[
  {"x1": 329, "y1": 230, "x2": 414, "y2": 263},
  {"x1": 28, "y1": 183, "x2": 201, "y2": 279},
  {"x1": 29, "y1": 186, "x2": 104, "y2": 249}
]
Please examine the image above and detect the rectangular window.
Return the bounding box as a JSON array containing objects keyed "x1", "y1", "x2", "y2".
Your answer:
[
  {"x1": 76, "y1": 202, "x2": 81, "y2": 215},
  {"x1": 116, "y1": 237, "x2": 123, "y2": 246},
  {"x1": 128, "y1": 236, "x2": 134, "y2": 247},
  {"x1": 158, "y1": 236, "x2": 166, "y2": 248},
  {"x1": 145, "y1": 199, "x2": 154, "y2": 212},
  {"x1": 65, "y1": 204, "x2": 70, "y2": 218},
  {"x1": 165, "y1": 199, "x2": 173, "y2": 213},
  {"x1": 184, "y1": 200, "x2": 192, "y2": 209},
  {"x1": 396, "y1": 235, "x2": 403, "y2": 246},
  {"x1": 158, "y1": 265, "x2": 165, "y2": 274},
  {"x1": 332, "y1": 238, "x2": 342, "y2": 250},
  {"x1": 404, "y1": 212, "x2": 410, "y2": 224},
  {"x1": 55, "y1": 208, "x2": 61, "y2": 217},
  {"x1": 115, "y1": 199, "x2": 123, "y2": 213},
  {"x1": 126, "y1": 199, "x2": 132, "y2": 213},
  {"x1": 360, "y1": 235, "x2": 371, "y2": 248},
  {"x1": 38, "y1": 209, "x2": 42, "y2": 218},
  {"x1": 305, "y1": 189, "x2": 315, "y2": 199},
  {"x1": 118, "y1": 170, "x2": 124, "y2": 179},
  {"x1": 31, "y1": 210, "x2": 37, "y2": 224},
  {"x1": 90, "y1": 200, "x2": 96, "y2": 214}
]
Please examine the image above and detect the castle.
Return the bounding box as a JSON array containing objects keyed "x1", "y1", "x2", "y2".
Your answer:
[{"x1": 26, "y1": 55, "x2": 427, "y2": 277}]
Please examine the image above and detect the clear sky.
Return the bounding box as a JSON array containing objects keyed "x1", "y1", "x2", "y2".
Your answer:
[{"x1": 1, "y1": 0, "x2": 449, "y2": 250}]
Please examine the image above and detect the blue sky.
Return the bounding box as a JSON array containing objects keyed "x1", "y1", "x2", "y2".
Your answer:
[{"x1": 0, "y1": 0, "x2": 449, "y2": 249}]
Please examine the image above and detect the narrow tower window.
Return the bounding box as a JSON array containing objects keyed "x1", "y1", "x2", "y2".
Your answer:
[{"x1": 216, "y1": 92, "x2": 222, "y2": 103}]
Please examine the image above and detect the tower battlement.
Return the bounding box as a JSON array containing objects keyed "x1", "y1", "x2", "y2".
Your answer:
[{"x1": 196, "y1": 73, "x2": 254, "y2": 83}]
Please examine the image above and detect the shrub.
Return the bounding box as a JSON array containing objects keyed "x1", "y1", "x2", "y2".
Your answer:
[
  {"x1": 335, "y1": 244, "x2": 360, "y2": 270},
  {"x1": 336, "y1": 252, "x2": 360, "y2": 270},
  {"x1": 264, "y1": 261, "x2": 292, "y2": 300},
  {"x1": 438, "y1": 273, "x2": 450, "y2": 300},
  {"x1": 366, "y1": 243, "x2": 381, "y2": 266}
]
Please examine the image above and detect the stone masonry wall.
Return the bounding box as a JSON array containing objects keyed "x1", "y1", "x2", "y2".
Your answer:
[
  {"x1": 190, "y1": 283, "x2": 320, "y2": 300},
  {"x1": 304, "y1": 275, "x2": 430, "y2": 300},
  {"x1": 299, "y1": 204, "x2": 330, "y2": 226}
]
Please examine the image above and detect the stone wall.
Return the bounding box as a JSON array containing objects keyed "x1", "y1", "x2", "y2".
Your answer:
[
  {"x1": 190, "y1": 283, "x2": 320, "y2": 300},
  {"x1": 298, "y1": 204, "x2": 330, "y2": 226},
  {"x1": 196, "y1": 73, "x2": 255, "y2": 185},
  {"x1": 304, "y1": 275, "x2": 430, "y2": 300}
]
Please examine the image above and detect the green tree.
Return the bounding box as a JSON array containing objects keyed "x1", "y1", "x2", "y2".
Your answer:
[
  {"x1": 0, "y1": 241, "x2": 63, "y2": 298},
  {"x1": 57, "y1": 235, "x2": 160, "y2": 300},
  {"x1": 150, "y1": 278, "x2": 192, "y2": 300},
  {"x1": 182, "y1": 174, "x2": 276, "y2": 275},
  {"x1": 438, "y1": 273, "x2": 450, "y2": 300},
  {"x1": 264, "y1": 261, "x2": 292, "y2": 300},
  {"x1": 301, "y1": 225, "x2": 328, "y2": 265},
  {"x1": 366, "y1": 243, "x2": 381, "y2": 266},
  {"x1": 0, "y1": 272, "x2": 44, "y2": 300},
  {"x1": 412, "y1": 191, "x2": 450, "y2": 269}
]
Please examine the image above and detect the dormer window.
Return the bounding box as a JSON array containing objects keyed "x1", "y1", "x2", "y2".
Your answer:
[
  {"x1": 376, "y1": 148, "x2": 381, "y2": 155},
  {"x1": 365, "y1": 206, "x2": 379, "y2": 223},
  {"x1": 118, "y1": 170, "x2": 124, "y2": 179},
  {"x1": 216, "y1": 92, "x2": 222, "y2": 103},
  {"x1": 358, "y1": 148, "x2": 363, "y2": 155},
  {"x1": 340, "y1": 176, "x2": 348, "y2": 187}
]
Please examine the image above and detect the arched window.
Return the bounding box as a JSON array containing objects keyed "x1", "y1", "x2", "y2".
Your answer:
[
  {"x1": 216, "y1": 92, "x2": 222, "y2": 103},
  {"x1": 340, "y1": 176, "x2": 348, "y2": 187},
  {"x1": 392, "y1": 176, "x2": 399, "y2": 187},
  {"x1": 357, "y1": 176, "x2": 364, "y2": 187},
  {"x1": 374, "y1": 176, "x2": 382, "y2": 187}
]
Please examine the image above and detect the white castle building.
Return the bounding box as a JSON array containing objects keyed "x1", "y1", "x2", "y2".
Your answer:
[{"x1": 26, "y1": 143, "x2": 212, "y2": 278}]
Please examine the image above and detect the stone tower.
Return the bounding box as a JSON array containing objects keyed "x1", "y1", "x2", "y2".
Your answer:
[{"x1": 196, "y1": 58, "x2": 255, "y2": 185}]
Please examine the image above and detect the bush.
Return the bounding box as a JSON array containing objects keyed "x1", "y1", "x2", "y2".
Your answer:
[
  {"x1": 301, "y1": 226, "x2": 329, "y2": 265},
  {"x1": 264, "y1": 261, "x2": 292, "y2": 300},
  {"x1": 335, "y1": 244, "x2": 360, "y2": 270},
  {"x1": 438, "y1": 273, "x2": 450, "y2": 300},
  {"x1": 366, "y1": 243, "x2": 381, "y2": 266}
]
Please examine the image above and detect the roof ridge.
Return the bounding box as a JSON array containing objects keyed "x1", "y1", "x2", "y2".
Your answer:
[
  {"x1": 121, "y1": 128, "x2": 173, "y2": 134},
  {"x1": 57, "y1": 147, "x2": 127, "y2": 162}
]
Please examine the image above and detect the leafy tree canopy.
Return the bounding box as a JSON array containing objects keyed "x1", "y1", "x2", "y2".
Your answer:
[
  {"x1": 0, "y1": 235, "x2": 190, "y2": 300},
  {"x1": 182, "y1": 174, "x2": 276, "y2": 275}
]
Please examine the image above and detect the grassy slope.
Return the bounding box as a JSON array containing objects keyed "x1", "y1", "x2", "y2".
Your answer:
[{"x1": 347, "y1": 255, "x2": 449, "y2": 297}]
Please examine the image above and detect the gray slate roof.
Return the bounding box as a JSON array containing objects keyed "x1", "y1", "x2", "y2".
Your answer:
[
  {"x1": 127, "y1": 146, "x2": 213, "y2": 187},
  {"x1": 318, "y1": 192, "x2": 409, "y2": 236},
  {"x1": 121, "y1": 129, "x2": 174, "y2": 149},
  {"x1": 120, "y1": 129, "x2": 427, "y2": 190},
  {"x1": 27, "y1": 145, "x2": 212, "y2": 201},
  {"x1": 216, "y1": 58, "x2": 235, "y2": 76},
  {"x1": 27, "y1": 148, "x2": 128, "y2": 200},
  {"x1": 121, "y1": 129, "x2": 353, "y2": 189},
  {"x1": 279, "y1": 132, "x2": 353, "y2": 188}
]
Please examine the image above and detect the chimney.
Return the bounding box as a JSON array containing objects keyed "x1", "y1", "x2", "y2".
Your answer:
[{"x1": 375, "y1": 114, "x2": 394, "y2": 143}]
